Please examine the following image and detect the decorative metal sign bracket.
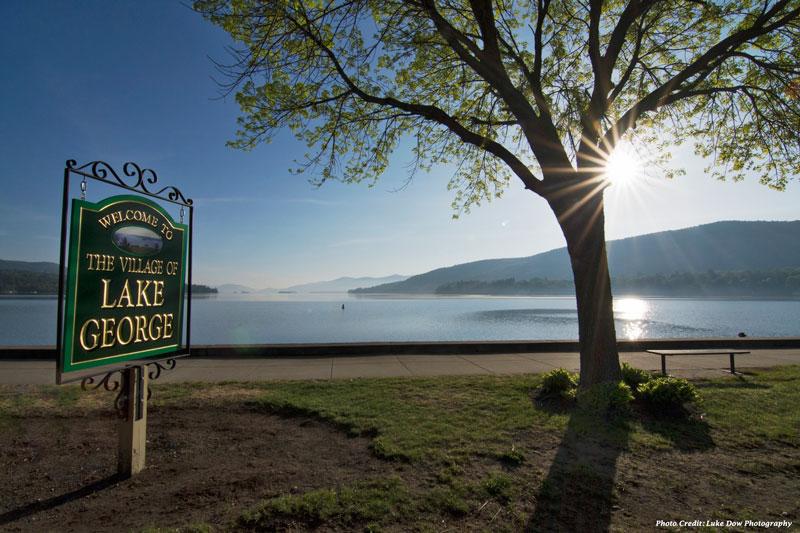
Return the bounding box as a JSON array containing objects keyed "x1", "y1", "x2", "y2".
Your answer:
[
  {"x1": 64, "y1": 159, "x2": 193, "y2": 206},
  {"x1": 76, "y1": 354, "x2": 189, "y2": 420}
]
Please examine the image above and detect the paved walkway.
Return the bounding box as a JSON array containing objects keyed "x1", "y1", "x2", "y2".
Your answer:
[{"x1": 1, "y1": 349, "x2": 798, "y2": 386}]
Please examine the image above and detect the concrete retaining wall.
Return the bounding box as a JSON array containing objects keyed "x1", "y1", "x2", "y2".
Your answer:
[{"x1": 3, "y1": 337, "x2": 800, "y2": 360}]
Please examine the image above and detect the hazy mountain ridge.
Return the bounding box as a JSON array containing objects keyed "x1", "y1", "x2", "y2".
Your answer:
[
  {"x1": 212, "y1": 276, "x2": 410, "y2": 293},
  {"x1": 351, "y1": 220, "x2": 800, "y2": 294},
  {"x1": 0, "y1": 261, "x2": 406, "y2": 295},
  {"x1": 283, "y1": 275, "x2": 409, "y2": 293}
]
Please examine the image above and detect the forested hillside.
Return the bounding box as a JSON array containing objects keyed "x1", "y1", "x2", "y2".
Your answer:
[
  {"x1": 352, "y1": 220, "x2": 800, "y2": 295},
  {"x1": 0, "y1": 270, "x2": 59, "y2": 294},
  {"x1": 435, "y1": 269, "x2": 800, "y2": 297}
]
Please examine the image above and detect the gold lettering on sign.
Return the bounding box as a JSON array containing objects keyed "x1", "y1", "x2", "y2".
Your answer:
[
  {"x1": 148, "y1": 313, "x2": 162, "y2": 339},
  {"x1": 118, "y1": 280, "x2": 135, "y2": 308},
  {"x1": 101, "y1": 318, "x2": 116, "y2": 348},
  {"x1": 136, "y1": 280, "x2": 152, "y2": 307},
  {"x1": 135, "y1": 315, "x2": 149, "y2": 343},
  {"x1": 79, "y1": 319, "x2": 100, "y2": 351},
  {"x1": 160, "y1": 224, "x2": 173, "y2": 240},
  {"x1": 101, "y1": 279, "x2": 117, "y2": 309},
  {"x1": 98, "y1": 209, "x2": 159, "y2": 229},
  {"x1": 100, "y1": 279, "x2": 166, "y2": 309},
  {"x1": 77, "y1": 313, "x2": 176, "y2": 352},
  {"x1": 163, "y1": 313, "x2": 174, "y2": 338},
  {"x1": 86, "y1": 254, "x2": 115, "y2": 272},
  {"x1": 166, "y1": 261, "x2": 179, "y2": 276},
  {"x1": 153, "y1": 280, "x2": 164, "y2": 306},
  {"x1": 120, "y1": 257, "x2": 164, "y2": 275},
  {"x1": 116, "y1": 316, "x2": 134, "y2": 346}
]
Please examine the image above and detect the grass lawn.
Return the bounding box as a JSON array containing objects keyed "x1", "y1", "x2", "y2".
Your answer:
[{"x1": 1, "y1": 365, "x2": 798, "y2": 532}]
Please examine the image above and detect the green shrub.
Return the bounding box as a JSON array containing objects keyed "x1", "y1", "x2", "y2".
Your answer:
[
  {"x1": 578, "y1": 381, "x2": 634, "y2": 418},
  {"x1": 539, "y1": 368, "x2": 579, "y2": 394},
  {"x1": 620, "y1": 362, "x2": 652, "y2": 390},
  {"x1": 637, "y1": 377, "x2": 700, "y2": 409}
]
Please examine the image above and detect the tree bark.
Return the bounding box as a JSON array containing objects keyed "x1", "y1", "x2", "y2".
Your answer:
[{"x1": 546, "y1": 178, "x2": 621, "y2": 387}]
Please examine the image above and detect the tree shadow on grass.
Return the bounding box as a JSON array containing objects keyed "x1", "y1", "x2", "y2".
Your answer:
[
  {"x1": 527, "y1": 412, "x2": 630, "y2": 532},
  {"x1": 0, "y1": 474, "x2": 123, "y2": 526},
  {"x1": 527, "y1": 399, "x2": 714, "y2": 531}
]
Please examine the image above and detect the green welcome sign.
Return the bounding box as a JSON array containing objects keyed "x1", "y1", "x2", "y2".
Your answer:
[{"x1": 61, "y1": 195, "x2": 188, "y2": 374}]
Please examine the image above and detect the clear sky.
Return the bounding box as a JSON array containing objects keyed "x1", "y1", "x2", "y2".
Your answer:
[{"x1": 1, "y1": 1, "x2": 798, "y2": 290}]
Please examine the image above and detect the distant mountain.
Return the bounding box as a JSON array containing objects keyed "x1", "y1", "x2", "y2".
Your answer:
[
  {"x1": 352, "y1": 220, "x2": 800, "y2": 294},
  {"x1": 0, "y1": 259, "x2": 59, "y2": 274},
  {"x1": 285, "y1": 275, "x2": 409, "y2": 293}
]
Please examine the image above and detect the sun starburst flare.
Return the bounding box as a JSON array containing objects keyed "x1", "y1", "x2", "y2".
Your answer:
[{"x1": 604, "y1": 143, "x2": 644, "y2": 187}]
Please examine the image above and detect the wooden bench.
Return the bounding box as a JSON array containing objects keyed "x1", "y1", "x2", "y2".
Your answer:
[{"x1": 646, "y1": 349, "x2": 750, "y2": 376}]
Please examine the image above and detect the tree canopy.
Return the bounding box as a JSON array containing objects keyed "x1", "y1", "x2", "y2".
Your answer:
[{"x1": 196, "y1": 0, "x2": 800, "y2": 206}]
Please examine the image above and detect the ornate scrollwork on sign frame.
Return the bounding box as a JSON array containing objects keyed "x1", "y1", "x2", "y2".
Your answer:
[
  {"x1": 66, "y1": 159, "x2": 193, "y2": 206},
  {"x1": 147, "y1": 358, "x2": 177, "y2": 381},
  {"x1": 77, "y1": 359, "x2": 179, "y2": 420},
  {"x1": 145, "y1": 358, "x2": 178, "y2": 401},
  {"x1": 81, "y1": 370, "x2": 128, "y2": 419},
  {"x1": 80, "y1": 369, "x2": 122, "y2": 394}
]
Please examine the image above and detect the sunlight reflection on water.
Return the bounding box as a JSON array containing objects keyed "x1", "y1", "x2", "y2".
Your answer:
[{"x1": 614, "y1": 298, "x2": 651, "y2": 340}]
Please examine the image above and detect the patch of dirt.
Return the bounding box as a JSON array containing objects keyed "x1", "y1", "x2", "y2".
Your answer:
[{"x1": 0, "y1": 403, "x2": 392, "y2": 532}]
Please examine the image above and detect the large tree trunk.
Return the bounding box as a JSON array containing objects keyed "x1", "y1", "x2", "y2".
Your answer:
[{"x1": 547, "y1": 178, "x2": 621, "y2": 388}]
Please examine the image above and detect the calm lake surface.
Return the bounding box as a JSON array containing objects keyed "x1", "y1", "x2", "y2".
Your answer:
[{"x1": 1, "y1": 293, "x2": 798, "y2": 346}]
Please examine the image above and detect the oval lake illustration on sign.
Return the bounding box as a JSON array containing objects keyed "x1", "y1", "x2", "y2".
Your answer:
[{"x1": 112, "y1": 225, "x2": 163, "y2": 255}]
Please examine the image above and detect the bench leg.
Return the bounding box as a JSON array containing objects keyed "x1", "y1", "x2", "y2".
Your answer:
[
  {"x1": 723, "y1": 353, "x2": 742, "y2": 375},
  {"x1": 661, "y1": 355, "x2": 667, "y2": 377}
]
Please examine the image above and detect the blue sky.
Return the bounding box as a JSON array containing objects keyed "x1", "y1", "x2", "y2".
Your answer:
[{"x1": 1, "y1": 1, "x2": 798, "y2": 290}]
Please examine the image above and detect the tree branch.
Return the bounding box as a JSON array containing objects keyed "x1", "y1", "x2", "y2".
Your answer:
[
  {"x1": 468, "y1": 0, "x2": 502, "y2": 62},
  {"x1": 410, "y1": 0, "x2": 570, "y2": 177},
  {"x1": 603, "y1": 0, "x2": 800, "y2": 151},
  {"x1": 283, "y1": 7, "x2": 546, "y2": 195}
]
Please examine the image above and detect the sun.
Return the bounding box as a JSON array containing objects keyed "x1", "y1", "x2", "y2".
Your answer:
[{"x1": 603, "y1": 143, "x2": 643, "y2": 187}]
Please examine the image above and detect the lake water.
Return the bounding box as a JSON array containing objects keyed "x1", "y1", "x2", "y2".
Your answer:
[{"x1": 1, "y1": 293, "x2": 798, "y2": 346}]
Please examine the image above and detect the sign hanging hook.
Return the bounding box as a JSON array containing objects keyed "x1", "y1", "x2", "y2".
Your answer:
[
  {"x1": 180, "y1": 206, "x2": 185, "y2": 223},
  {"x1": 80, "y1": 178, "x2": 87, "y2": 200}
]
